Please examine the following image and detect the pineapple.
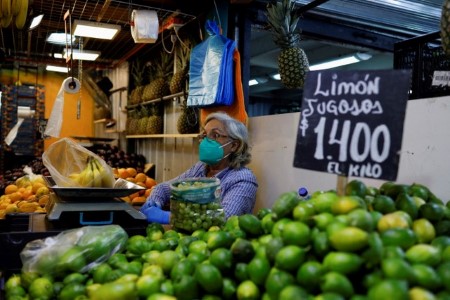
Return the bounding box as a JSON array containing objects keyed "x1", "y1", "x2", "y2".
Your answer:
[
  {"x1": 129, "y1": 59, "x2": 146, "y2": 105},
  {"x1": 142, "y1": 52, "x2": 173, "y2": 101},
  {"x1": 266, "y1": 0, "x2": 309, "y2": 89},
  {"x1": 177, "y1": 99, "x2": 199, "y2": 134},
  {"x1": 170, "y1": 41, "x2": 192, "y2": 94},
  {"x1": 138, "y1": 106, "x2": 150, "y2": 134},
  {"x1": 441, "y1": 0, "x2": 450, "y2": 56},
  {"x1": 127, "y1": 109, "x2": 140, "y2": 135},
  {"x1": 146, "y1": 103, "x2": 164, "y2": 134},
  {"x1": 125, "y1": 110, "x2": 133, "y2": 133}
]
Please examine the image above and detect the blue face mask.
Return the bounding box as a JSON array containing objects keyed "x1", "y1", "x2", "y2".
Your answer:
[{"x1": 199, "y1": 138, "x2": 231, "y2": 165}]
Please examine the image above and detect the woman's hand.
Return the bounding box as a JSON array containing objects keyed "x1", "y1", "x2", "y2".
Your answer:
[{"x1": 141, "y1": 206, "x2": 170, "y2": 224}]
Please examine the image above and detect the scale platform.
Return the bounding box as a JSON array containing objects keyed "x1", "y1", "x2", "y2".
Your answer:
[{"x1": 45, "y1": 193, "x2": 147, "y2": 226}]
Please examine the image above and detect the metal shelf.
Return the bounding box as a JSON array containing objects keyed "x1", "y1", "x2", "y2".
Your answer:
[{"x1": 126, "y1": 133, "x2": 199, "y2": 139}]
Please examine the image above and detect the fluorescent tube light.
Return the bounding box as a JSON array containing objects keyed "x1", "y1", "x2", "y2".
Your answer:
[
  {"x1": 47, "y1": 33, "x2": 75, "y2": 45},
  {"x1": 271, "y1": 73, "x2": 281, "y2": 80},
  {"x1": 249, "y1": 79, "x2": 259, "y2": 86},
  {"x1": 29, "y1": 14, "x2": 44, "y2": 30},
  {"x1": 309, "y1": 53, "x2": 372, "y2": 71},
  {"x1": 73, "y1": 20, "x2": 121, "y2": 40},
  {"x1": 270, "y1": 53, "x2": 373, "y2": 79},
  {"x1": 46, "y1": 65, "x2": 69, "y2": 73},
  {"x1": 63, "y1": 49, "x2": 100, "y2": 61}
]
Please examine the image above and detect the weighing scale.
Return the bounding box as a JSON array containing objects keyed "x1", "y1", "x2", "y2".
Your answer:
[{"x1": 44, "y1": 177, "x2": 147, "y2": 227}]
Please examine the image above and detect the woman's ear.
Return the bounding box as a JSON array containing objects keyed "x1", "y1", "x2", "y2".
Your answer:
[{"x1": 231, "y1": 140, "x2": 240, "y2": 152}]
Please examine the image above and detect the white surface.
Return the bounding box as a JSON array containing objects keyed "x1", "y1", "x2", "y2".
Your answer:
[{"x1": 248, "y1": 96, "x2": 450, "y2": 211}]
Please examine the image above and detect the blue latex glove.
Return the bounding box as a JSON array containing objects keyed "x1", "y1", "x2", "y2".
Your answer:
[
  {"x1": 142, "y1": 197, "x2": 163, "y2": 210},
  {"x1": 142, "y1": 206, "x2": 170, "y2": 224}
]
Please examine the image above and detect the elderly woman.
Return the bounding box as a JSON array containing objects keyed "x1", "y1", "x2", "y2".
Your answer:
[{"x1": 140, "y1": 112, "x2": 258, "y2": 224}]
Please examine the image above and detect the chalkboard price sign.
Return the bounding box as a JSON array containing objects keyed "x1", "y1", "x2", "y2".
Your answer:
[{"x1": 293, "y1": 69, "x2": 411, "y2": 181}]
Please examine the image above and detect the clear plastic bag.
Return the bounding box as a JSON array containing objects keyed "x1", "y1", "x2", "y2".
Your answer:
[
  {"x1": 20, "y1": 225, "x2": 128, "y2": 276},
  {"x1": 170, "y1": 178, "x2": 226, "y2": 232},
  {"x1": 42, "y1": 137, "x2": 115, "y2": 188}
]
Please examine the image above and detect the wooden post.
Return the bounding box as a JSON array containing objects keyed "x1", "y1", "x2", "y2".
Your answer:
[{"x1": 336, "y1": 175, "x2": 348, "y2": 196}]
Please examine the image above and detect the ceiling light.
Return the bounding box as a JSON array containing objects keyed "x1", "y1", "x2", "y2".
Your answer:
[
  {"x1": 270, "y1": 73, "x2": 281, "y2": 80},
  {"x1": 309, "y1": 53, "x2": 373, "y2": 71},
  {"x1": 269, "y1": 53, "x2": 374, "y2": 80},
  {"x1": 46, "y1": 65, "x2": 69, "y2": 73},
  {"x1": 249, "y1": 79, "x2": 259, "y2": 86},
  {"x1": 73, "y1": 20, "x2": 121, "y2": 40},
  {"x1": 63, "y1": 49, "x2": 100, "y2": 61},
  {"x1": 29, "y1": 14, "x2": 44, "y2": 30},
  {"x1": 47, "y1": 33, "x2": 76, "y2": 45}
]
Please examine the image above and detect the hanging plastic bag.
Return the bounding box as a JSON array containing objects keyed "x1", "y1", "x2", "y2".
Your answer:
[{"x1": 187, "y1": 20, "x2": 236, "y2": 107}]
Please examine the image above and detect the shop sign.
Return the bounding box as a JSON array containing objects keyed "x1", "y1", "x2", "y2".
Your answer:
[{"x1": 293, "y1": 69, "x2": 411, "y2": 181}]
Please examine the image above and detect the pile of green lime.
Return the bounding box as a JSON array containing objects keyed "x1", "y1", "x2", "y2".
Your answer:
[{"x1": 4, "y1": 180, "x2": 450, "y2": 300}]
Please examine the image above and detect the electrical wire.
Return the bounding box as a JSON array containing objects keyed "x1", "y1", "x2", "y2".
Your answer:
[{"x1": 161, "y1": 29, "x2": 176, "y2": 54}]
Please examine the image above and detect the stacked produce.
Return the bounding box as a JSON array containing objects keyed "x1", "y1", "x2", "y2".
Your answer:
[
  {"x1": 3, "y1": 180, "x2": 450, "y2": 299},
  {"x1": 0, "y1": 174, "x2": 49, "y2": 218},
  {"x1": 88, "y1": 144, "x2": 147, "y2": 172},
  {"x1": 112, "y1": 167, "x2": 157, "y2": 205}
]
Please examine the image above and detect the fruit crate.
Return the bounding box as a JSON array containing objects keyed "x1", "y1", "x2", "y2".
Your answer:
[{"x1": 394, "y1": 31, "x2": 450, "y2": 100}]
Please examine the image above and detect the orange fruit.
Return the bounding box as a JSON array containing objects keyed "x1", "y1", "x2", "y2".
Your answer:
[
  {"x1": 132, "y1": 196, "x2": 147, "y2": 205},
  {"x1": 4, "y1": 184, "x2": 18, "y2": 195},
  {"x1": 38, "y1": 195, "x2": 50, "y2": 206},
  {"x1": 145, "y1": 177, "x2": 157, "y2": 189},
  {"x1": 20, "y1": 188, "x2": 33, "y2": 200},
  {"x1": 145, "y1": 189, "x2": 152, "y2": 198},
  {"x1": 5, "y1": 203, "x2": 18, "y2": 214},
  {"x1": 118, "y1": 168, "x2": 131, "y2": 179},
  {"x1": 126, "y1": 167, "x2": 137, "y2": 177},
  {"x1": 8, "y1": 192, "x2": 22, "y2": 203},
  {"x1": 27, "y1": 195, "x2": 37, "y2": 202},
  {"x1": 126, "y1": 177, "x2": 136, "y2": 183},
  {"x1": 135, "y1": 173, "x2": 147, "y2": 183},
  {"x1": 35, "y1": 187, "x2": 50, "y2": 199},
  {"x1": 32, "y1": 182, "x2": 46, "y2": 194},
  {"x1": 129, "y1": 191, "x2": 140, "y2": 200},
  {"x1": 121, "y1": 196, "x2": 131, "y2": 203}
]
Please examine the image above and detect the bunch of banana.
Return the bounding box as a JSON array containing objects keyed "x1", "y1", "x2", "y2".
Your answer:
[
  {"x1": 68, "y1": 157, "x2": 115, "y2": 188},
  {"x1": 1, "y1": 0, "x2": 12, "y2": 28},
  {"x1": 0, "y1": 0, "x2": 28, "y2": 29},
  {"x1": 14, "y1": 0, "x2": 28, "y2": 29},
  {"x1": 91, "y1": 157, "x2": 115, "y2": 188}
]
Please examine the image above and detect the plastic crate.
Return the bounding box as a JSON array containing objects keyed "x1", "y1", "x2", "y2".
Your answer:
[{"x1": 394, "y1": 31, "x2": 450, "y2": 99}]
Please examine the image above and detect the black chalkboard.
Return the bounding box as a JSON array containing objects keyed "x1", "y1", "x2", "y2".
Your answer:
[{"x1": 293, "y1": 69, "x2": 412, "y2": 181}]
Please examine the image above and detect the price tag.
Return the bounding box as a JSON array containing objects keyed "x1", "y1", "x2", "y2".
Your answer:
[{"x1": 293, "y1": 69, "x2": 411, "y2": 181}]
